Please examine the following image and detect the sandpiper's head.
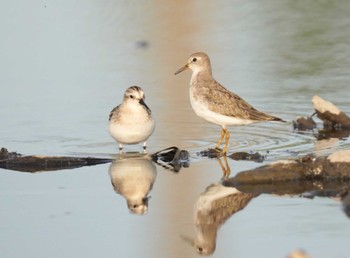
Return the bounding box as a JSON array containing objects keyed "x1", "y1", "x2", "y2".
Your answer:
[
  {"x1": 127, "y1": 197, "x2": 149, "y2": 215},
  {"x1": 180, "y1": 233, "x2": 215, "y2": 256},
  {"x1": 175, "y1": 52, "x2": 212, "y2": 75},
  {"x1": 122, "y1": 85, "x2": 152, "y2": 113},
  {"x1": 123, "y1": 86, "x2": 145, "y2": 102}
]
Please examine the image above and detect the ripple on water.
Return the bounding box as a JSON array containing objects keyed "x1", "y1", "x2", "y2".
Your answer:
[{"x1": 187, "y1": 122, "x2": 350, "y2": 161}]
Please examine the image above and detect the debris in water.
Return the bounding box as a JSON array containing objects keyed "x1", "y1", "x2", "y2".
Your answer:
[{"x1": 151, "y1": 146, "x2": 190, "y2": 172}]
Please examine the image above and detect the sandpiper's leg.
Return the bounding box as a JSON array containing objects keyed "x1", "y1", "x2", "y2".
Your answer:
[
  {"x1": 223, "y1": 155, "x2": 231, "y2": 176},
  {"x1": 118, "y1": 143, "x2": 123, "y2": 154},
  {"x1": 215, "y1": 128, "x2": 226, "y2": 150},
  {"x1": 143, "y1": 142, "x2": 147, "y2": 153},
  {"x1": 217, "y1": 155, "x2": 231, "y2": 177},
  {"x1": 222, "y1": 129, "x2": 230, "y2": 155}
]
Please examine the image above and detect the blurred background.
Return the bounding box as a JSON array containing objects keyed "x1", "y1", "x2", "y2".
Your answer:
[{"x1": 0, "y1": 1, "x2": 350, "y2": 258}]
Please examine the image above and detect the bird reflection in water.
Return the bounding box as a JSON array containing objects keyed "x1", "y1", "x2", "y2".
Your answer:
[
  {"x1": 217, "y1": 155, "x2": 231, "y2": 178},
  {"x1": 183, "y1": 156, "x2": 258, "y2": 256},
  {"x1": 108, "y1": 154, "x2": 157, "y2": 215}
]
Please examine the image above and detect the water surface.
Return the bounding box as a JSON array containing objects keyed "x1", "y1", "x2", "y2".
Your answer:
[{"x1": 1, "y1": 1, "x2": 350, "y2": 258}]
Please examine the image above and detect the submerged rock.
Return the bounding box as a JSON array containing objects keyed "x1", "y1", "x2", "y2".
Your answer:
[
  {"x1": 197, "y1": 148, "x2": 223, "y2": 158},
  {"x1": 198, "y1": 149, "x2": 266, "y2": 162},
  {"x1": 228, "y1": 151, "x2": 266, "y2": 162}
]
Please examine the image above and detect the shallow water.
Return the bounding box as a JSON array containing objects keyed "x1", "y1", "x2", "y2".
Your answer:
[{"x1": 1, "y1": 1, "x2": 350, "y2": 258}]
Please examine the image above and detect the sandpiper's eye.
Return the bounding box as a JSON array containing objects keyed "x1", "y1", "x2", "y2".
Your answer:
[
  {"x1": 130, "y1": 95, "x2": 134, "y2": 99},
  {"x1": 193, "y1": 57, "x2": 197, "y2": 62}
]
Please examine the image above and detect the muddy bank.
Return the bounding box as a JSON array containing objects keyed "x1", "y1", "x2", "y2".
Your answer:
[
  {"x1": 0, "y1": 147, "x2": 112, "y2": 172},
  {"x1": 225, "y1": 150, "x2": 350, "y2": 185},
  {"x1": 1, "y1": 147, "x2": 350, "y2": 180},
  {"x1": 0, "y1": 146, "x2": 190, "y2": 173}
]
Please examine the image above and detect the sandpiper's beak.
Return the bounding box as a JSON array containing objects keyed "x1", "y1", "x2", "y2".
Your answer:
[
  {"x1": 175, "y1": 64, "x2": 189, "y2": 75},
  {"x1": 180, "y1": 235, "x2": 195, "y2": 247},
  {"x1": 139, "y1": 98, "x2": 151, "y2": 113}
]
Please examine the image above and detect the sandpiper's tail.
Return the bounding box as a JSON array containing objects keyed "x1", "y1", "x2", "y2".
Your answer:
[{"x1": 270, "y1": 116, "x2": 286, "y2": 123}]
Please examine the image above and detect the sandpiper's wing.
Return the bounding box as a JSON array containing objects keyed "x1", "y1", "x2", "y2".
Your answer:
[
  {"x1": 109, "y1": 105, "x2": 121, "y2": 121},
  {"x1": 196, "y1": 185, "x2": 257, "y2": 225},
  {"x1": 202, "y1": 80, "x2": 283, "y2": 122}
]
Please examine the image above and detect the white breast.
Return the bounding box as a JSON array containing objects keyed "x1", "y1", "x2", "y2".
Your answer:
[{"x1": 108, "y1": 102, "x2": 155, "y2": 144}]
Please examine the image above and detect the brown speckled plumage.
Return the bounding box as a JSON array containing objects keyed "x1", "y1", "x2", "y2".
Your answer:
[
  {"x1": 192, "y1": 79, "x2": 283, "y2": 121},
  {"x1": 192, "y1": 183, "x2": 258, "y2": 255},
  {"x1": 175, "y1": 52, "x2": 285, "y2": 154}
]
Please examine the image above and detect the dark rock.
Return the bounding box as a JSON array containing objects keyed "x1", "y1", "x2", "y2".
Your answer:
[
  {"x1": 342, "y1": 191, "x2": 350, "y2": 218},
  {"x1": 0, "y1": 155, "x2": 112, "y2": 172},
  {"x1": 316, "y1": 128, "x2": 350, "y2": 140},
  {"x1": 198, "y1": 149, "x2": 266, "y2": 162},
  {"x1": 151, "y1": 146, "x2": 190, "y2": 172},
  {"x1": 293, "y1": 116, "x2": 317, "y2": 130},
  {"x1": 224, "y1": 150, "x2": 350, "y2": 185},
  {"x1": 0, "y1": 147, "x2": 112, "y2": 172},
  {"x1": 197, "y1": 148, "x2": 223, "y2": 158},
  {"x1": 312, "y1": 95, "x2": 350, "y2": 128},
  {"x1": 0, "y1": 147, "x2": 21, "y2": 160},
  {"x1": 228, "y1": 151, "x2": 266, "y2": 162}
]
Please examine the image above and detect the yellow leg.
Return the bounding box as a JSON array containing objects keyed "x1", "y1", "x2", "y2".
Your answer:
[
  {"x1": 222, "y1": 129, "x2": 230, "y2": 155},
  {"x1": 216, "y1": 128, "x2": 226, "y2": 150},
  {"x1": 217, "y1": 155, "x2": 231, "y2": 177},
  {"x1": 217, "y1": 156, "x2": 226, "y2": 177},
  {"x1": 223, "y1": 155, "x2": 231, "y2": 176}
]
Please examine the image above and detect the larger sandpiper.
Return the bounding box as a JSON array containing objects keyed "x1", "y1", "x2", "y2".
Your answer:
[
  {"x1": 175, "y1": 52, "x2": 284, "y2": 155},
  {"x1": 108, "y1": 86, "x2": 155, "y2": 151}
]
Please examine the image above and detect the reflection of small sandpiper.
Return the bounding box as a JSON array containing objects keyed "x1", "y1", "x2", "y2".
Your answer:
[
  {"x1": 175, "y1": 52, "x2": 285, "y2": 155},
  {"x1": 108, "y1": 86, "x2": 155, "y2": 151},
  {"x1": 108, "y1": 154, "x2": 157, "y2": 215}
]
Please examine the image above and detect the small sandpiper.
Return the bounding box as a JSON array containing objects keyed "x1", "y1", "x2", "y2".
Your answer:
[
  {"x1": 108, "y1": 86, "x2": 155, "y2": 151},
  {"x1": 175, "y1": 52, "x2": 284, "y2": 155}
]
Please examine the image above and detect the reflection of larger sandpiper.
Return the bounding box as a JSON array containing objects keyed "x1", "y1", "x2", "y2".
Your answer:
[
  {"x1": 175, "y1": 52, "x2": 285, "y2": 155},
  {"x1": 182, "y1": 181, "x2": 257, "y2": 255},
  {"x1": 108, "y1": 86, "x2": 155, "y2": 151}
]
